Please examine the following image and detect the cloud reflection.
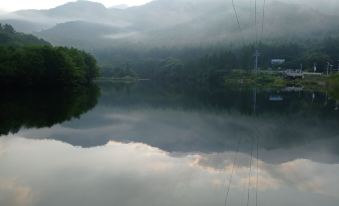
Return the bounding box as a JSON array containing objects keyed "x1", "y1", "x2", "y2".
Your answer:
[
  {"x1": 0, "y1": 178, "x2": 33, "y2": 206},
  {"x1": 16, "y1": 106, "x2": 339, "y2": 164},
  {"x1": 0, "y1": 136, "x2": 338, "y2": 206}
]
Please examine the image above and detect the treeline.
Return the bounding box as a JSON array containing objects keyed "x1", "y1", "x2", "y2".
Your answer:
[
  {"x1": 102, "y1": 64, "x2": 137, "y2": 79},
  {"x1": 95, "y1": 37, "x2": 339, "y2": 84},
  {"x1": 0, "y1": 23, "x2": 50, "y2": 46},
  {"x1": 0, "y1": 46, "x2": 100, "y2": 87},
  {"x1": 0, "y1": 24, "x2": 100, "y2": 88}
]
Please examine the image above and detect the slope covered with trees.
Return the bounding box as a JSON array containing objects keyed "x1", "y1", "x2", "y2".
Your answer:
[
  {"x1": 0, "y1": 23, "x2": 50, "y2": 46},
  {"x1": 98, "y1": 36, "x2": 339, "y2": 85},
  {"x1": 0, "y1": 24, "x2": 100, "y2": 88}
]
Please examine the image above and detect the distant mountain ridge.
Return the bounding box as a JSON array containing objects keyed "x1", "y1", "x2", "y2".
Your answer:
[{"x1": 1, "y1": 0, "x2": 339, "y2": 49}]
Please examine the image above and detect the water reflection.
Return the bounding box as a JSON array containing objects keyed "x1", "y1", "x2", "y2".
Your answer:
[
  {"x1": 1, "y1": 82, "x2": 339, "y2": 206},
  {"x1": 0, "y1": 137, "x2": 338, "y2": 206},
  {"x1": 9, "y1": 82, "x2": 339, "y2": 164},
  {"x1": 0, "y1": 86, "x2": 100, "y2": 136}
]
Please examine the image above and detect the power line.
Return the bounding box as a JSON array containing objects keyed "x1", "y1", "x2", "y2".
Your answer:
[
  {"x1": 224, "y1": 137, "x2": 242, "y2": 206},
  {"x1": 231, "y1": 0, "x2": 242, "y2": 31},
  {"x1": 261, "y1": 0, "x2": 267, "y2": 42},
  {"x1": 254, "y1": 0, "x2": 267, "y2": 73},
  {"x1": 246, "y1": 138, "x2": 254, "y2": 206},
  {"x1": 254, "y1": 0, "x2": 258, "y2": 46},
  {"x1": 253, "y1": 0, "x2": 260, "y2": 73},
  {"x1": 255, "y1": 136, "x2": 259, "y2": 206}
]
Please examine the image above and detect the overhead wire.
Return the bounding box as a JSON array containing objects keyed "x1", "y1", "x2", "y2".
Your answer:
[
  {"x1": 224, "y1": 137, "x2": 242, "y2": 206},
  {"x1": 252, "y1": 127, "x2": 263, "y2": 206},
  {"x1": 225, "y1": 1, "x2": 266, "y2": 206},
  {"x1": 246, "y1": 137, "x2": 254, "y2": 206},
  {"x1": 254, "y1": 0, "x2": 258, "y2": 46},
  {"x1": 231, "y1": 0, "x2": 242, "y2": 32},
  {"x1": 255, "y1": 135, "x2": 259, "y2": 206},
  {"x1": 231, "y1": 0, "x2": 247, "y2": 46},
  {"x1": 260, "y1": 0, "x2": 267, "y2": 42}
]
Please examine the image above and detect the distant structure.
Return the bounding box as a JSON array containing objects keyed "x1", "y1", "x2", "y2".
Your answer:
[
  {"x1": 271, "y1": 59, "x2": 285, "y2": 65},
  {"x1": 283, "y1": 69, "x2": 304, "y2": 79}
]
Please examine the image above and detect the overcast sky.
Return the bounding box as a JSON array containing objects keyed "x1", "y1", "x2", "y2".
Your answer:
[{"x1": 0, "y1": 0, "x2": 153, "y2": 11}]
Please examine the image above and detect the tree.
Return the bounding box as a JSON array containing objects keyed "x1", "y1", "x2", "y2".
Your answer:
[
  {"x1": 0, "y1": 46, "x2": 100, "y2": 88},
  {"x1": 3, "y1": 24, "x2": 15, "y2": 34}
]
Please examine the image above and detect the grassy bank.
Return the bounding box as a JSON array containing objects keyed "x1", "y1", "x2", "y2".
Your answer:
[{"x1": 224, "y1": 70, "x2": 330, "y2": 90}]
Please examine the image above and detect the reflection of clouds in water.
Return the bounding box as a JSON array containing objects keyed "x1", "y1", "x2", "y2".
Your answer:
[
  {"x1": 0, "y1": 136, "x2": 227, "y2": 206},
  {"x1": 194, "y1": 152, "x2": 339, "y2": 197},
  {"x1": 0, "y1": 136, "x2": 338, "y2": 206},
  {"x1": 192, "y1": 152, "x2": 281, "y2": 190},
  {"x1": 0, "y1": 178, "x2": 33, "y2": 206},
  {"x1": 16, "y1": 106, "x2": 339, "y2": 164},
  {"x1": 273, "y1": 160, "x2": 339, "y2": 197}
]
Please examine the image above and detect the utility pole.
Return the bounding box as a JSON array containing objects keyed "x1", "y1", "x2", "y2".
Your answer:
[
  {"x1": 327, "y1": 62, "x2": 330, "y2": 76},
  {"x1": 254, "y1": 49, "x2": 260, "y2": 74},
  {"x1": 253, "y1": 87, "x2": 257, "y2": 114},
  {"x1": 313, "y1": 63, "x2": 317, "y2": 73}
]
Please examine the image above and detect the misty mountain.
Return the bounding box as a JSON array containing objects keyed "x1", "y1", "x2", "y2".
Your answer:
[
  {"x1": 14, "y1": 1, "x2": 109, "y2": 23},
  {"x1": 0, "y1": 19, "x2": 49, "y2": 33},
  {"x1": 37, "y1": 21, "x2": 134, "y2": 49},
  {"x1": 0, "y1": 1, "x2": 127, "y2": 33},
  {"x1": 1, "y1": 0, "x2": 339, "y2": 49}
]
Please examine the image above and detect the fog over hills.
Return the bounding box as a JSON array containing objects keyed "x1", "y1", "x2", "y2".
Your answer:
[{"x1": 1, "y1": 0, "x2": 339, "y2": 49}]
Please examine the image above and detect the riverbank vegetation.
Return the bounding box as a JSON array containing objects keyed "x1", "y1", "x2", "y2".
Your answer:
[
  {"x1": 222, "y1": 71, "x2": 329, "y2": 89},
  {"x1": 96, "y1": 37, "x2": 339, "y2": 89}
]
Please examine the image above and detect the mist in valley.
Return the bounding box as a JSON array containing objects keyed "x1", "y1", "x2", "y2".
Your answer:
[{"x1": 1, "y1": 0, "x2": 339, "y2": 49}]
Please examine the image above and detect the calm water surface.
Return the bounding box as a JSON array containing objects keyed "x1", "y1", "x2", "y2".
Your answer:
[{"x1": 1, "y1": 82, "x2": 339, "y2": 206}]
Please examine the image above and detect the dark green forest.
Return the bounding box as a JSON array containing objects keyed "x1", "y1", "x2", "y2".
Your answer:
[
  {"x1": 0, "y1": 23, "x2": 50, "y2": 46},
  {"x1": 97, "y1": 37, "x2": 339, "y2": 84},
  {"x1": 1, "y1": 22, "x2": 339, "y2": 88},
  {"x1": 0, "y1": 24, "x2": 100, "y2": 88}
]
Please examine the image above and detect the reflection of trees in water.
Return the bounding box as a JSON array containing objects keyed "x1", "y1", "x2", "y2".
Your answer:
[
  {"x1": 0, "y1": 85, "x2": 100, "y2": 135},
  {"x1": 98, "y1": 81, "x2": 339, "y2": 120},
  {"x1": 97, "y1": 82, "x2": 339, "y2": 156}
]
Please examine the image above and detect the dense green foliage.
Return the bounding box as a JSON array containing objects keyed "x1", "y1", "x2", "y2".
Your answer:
[
  {"x1": 0, "y1": 23, "x2": 50, "y2": 46},
  {"x1": 96, "y1": 37, "x2": 339, "y2": 85},
  {"x1": 0, "y1": 46, "x2": 100, "y2": 87},
  {"x1": 0, "y1": 24, "x2": 100, "y2": 88},
  {"x1": 327, "y1": 74, "x2": 339, "y2": 100}
]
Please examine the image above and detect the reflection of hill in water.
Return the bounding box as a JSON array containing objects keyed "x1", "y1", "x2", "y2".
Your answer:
[
  {"x1": 4, "y1": 82, "x2": 339, "y2": 164},
  {"x1": 99, "y1": 81, "x2": 339, "y2": 118},
  {"x1": 0, "y1": 85, "x2": 100, "y2": 135},
  {"x1": 79, "y1": 82, "x2": 339, "y2": 164}
]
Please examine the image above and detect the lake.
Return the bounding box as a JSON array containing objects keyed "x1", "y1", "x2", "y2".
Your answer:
[{"x1": 1, "y1": 81, "x2": 339, "y2": 206}]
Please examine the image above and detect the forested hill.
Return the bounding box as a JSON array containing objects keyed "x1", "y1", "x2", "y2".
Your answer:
[
  {"x1": 0, "y1": 24, "x2": 100, "y2": 88},
  {"x1": 2, "y1": 0, "x2": 339, "y2": 49},
  {"x1": 0, "y1": 23, "x2": 50, "y2": 46}
]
